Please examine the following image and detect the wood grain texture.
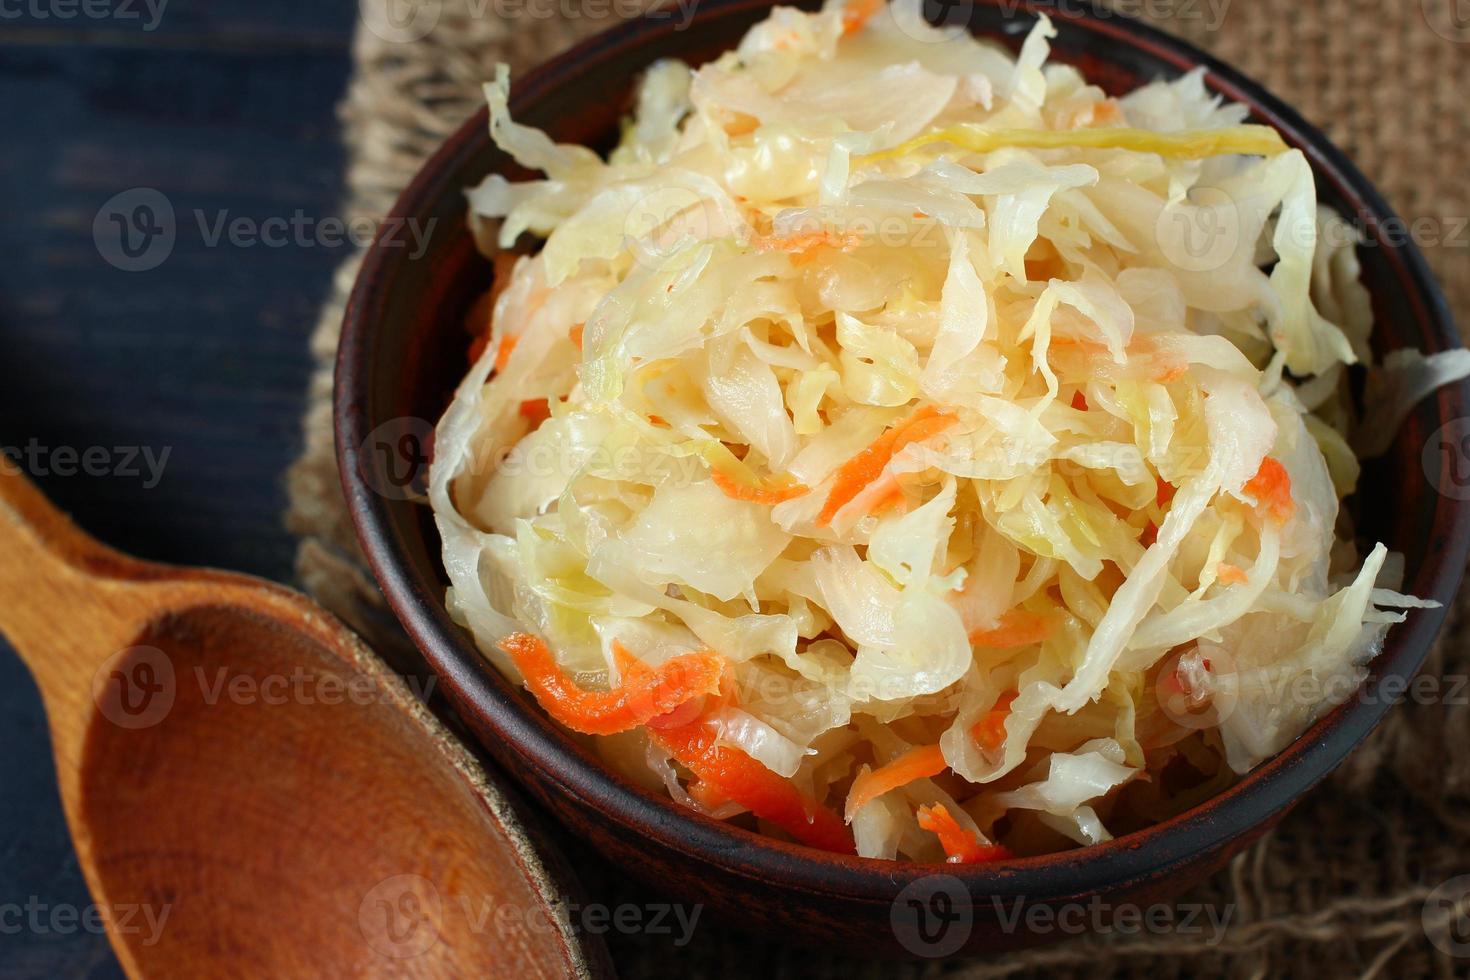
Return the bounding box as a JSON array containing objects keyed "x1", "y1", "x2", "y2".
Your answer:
[
  {"x1": 0, "y1": 467, "x2": 609, "y2": 978},
  {"x1": 0, "y1": 17, "x2": 355, "y2": 972}
]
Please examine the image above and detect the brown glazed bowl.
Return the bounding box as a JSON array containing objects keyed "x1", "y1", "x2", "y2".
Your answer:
[{"x1": 336, "y1": 0, "x2": 1470, "y2": 958}]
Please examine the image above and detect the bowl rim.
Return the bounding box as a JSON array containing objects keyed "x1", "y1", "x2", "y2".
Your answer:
[{"x1": 336, "y1": 0, "x2": 1470, "y2": 900}]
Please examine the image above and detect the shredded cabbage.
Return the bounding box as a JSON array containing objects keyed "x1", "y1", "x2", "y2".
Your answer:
[{"x1": 431, "y1": 0, "x2": 1457, "y2": 861}]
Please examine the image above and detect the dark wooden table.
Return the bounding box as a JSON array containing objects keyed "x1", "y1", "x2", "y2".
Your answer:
[{"x1": 0, "y1": 4, "x2": 357, "y2": 974}]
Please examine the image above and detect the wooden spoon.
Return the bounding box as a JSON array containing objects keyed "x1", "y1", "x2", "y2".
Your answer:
[{"x1": 0, "y1": 468, "x2": 611, "y2": 979}]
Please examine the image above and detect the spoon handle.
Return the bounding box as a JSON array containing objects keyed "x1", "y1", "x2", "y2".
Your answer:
[{"x1": 0, "y1": 466, "x2": 152, "y2": 719}]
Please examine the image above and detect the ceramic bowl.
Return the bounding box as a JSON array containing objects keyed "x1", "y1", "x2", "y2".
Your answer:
[{"x1": 335, "y1": 0, "x2": 1470, "y2": 956}]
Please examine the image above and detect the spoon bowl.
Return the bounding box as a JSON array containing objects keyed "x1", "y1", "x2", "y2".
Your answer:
[{"x1": 0, "y1": 468, "x2": 611, "y2": 978}]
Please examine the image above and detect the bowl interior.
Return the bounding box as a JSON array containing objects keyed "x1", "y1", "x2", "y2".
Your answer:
[{"x1": 338, "y1": 0, "x2": 1470, "y2": 896}]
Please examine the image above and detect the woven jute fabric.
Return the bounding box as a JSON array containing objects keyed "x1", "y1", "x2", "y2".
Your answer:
[{"x1": 286, "y1": 2, "x2": 1470, "y2": 975}]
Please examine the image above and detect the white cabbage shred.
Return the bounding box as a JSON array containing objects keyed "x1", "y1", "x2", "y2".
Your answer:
[{"x1": 430, "y1": 0, "x2": 1457, "y2": 861}]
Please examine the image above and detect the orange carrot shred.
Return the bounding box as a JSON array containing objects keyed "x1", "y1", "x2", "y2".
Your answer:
[
  {"x1": 518, "y1": 398, "x2": 551, "y2": 426},
  {"x1": 1216, "y1": 562, "x2": 1248, "y2": 585},
  {"x1": 569, "y1": 323, "x2": 584, "y2": 350},
  {"x1": 495, "y1": 334, "x2": 519, "y2": 372},
  {"x1": 754, "y1": 230, "x2": 862, "y2": 266},
  {"x1": 650, "y1": 717, "x2": 855, "y2": 854},
  {"x1": 1153, "y1": 360, "x2": 1188, "y2": 383},
  {"x1": 497, "y1": 633, "x2": 723, "y2": 737},
  {"x1": 1071, "y1": 390, "x2": 1088, "y2": 411},
  {"x1": 841, "y1": 0, "x2": 881, "y2": 35},
  {"x1": 969, "y1": 610, "x2": 1051, "y2": 649},
  {"x1": 970, "y1": 692, "x2": 1018, "y2": 754},
  {"x1": 1156, "y1": 478, "x2": 1176, "y2": 507},
  {"x1": 1090, "y1": 99, "x2": 1124, "y2": 126},
  {"x1": 844, "y1": 744, "x2": 948, "y2": 822},
  {"x1": 1244, "y1": 457, "x2": 1294, "y2": 523},
  {"x1": 709, "y1": 467, "x2": 810, "y2": 506},
  {"x1": 817, "y1": 405, "x2": 958, "y2": 526},
  {"x1": 916, "y1": 804, "x2": 1011, "y2": 864},
  {"x1": 687, "y1": 779, "x2": 732, "y2": 811}
]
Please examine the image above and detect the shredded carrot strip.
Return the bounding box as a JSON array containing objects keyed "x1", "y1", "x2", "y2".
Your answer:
[
  {"x1": 841, "y1": 0, "x2": 881, "y2": 36},
  {"x1": 650, "y1": 719, "x2": 855, "y2": 853},
  {"x1": 844, "y1": 744, "x2": 947, "y2": 822},
  {"x1": 688, "y1": 779, "x2": 732, "y2": 810},
  {"x1": 1244, "y1": 457, "x2": 1294, "y2": 523},
  {"x1": 616, "y1": 644, "x2": 849, "y2": 850},
  {"x1": 754, "y1": 230, "x2": 862, "y2": 266},
  {"x1": 817, "y1": 405, "x2": 958, "y2": 526},
  {"x1": 497, "y1": 633, "x2": 723, "y2": 736},
  {"x1": 1216, "y1": 562, "x2": 1248, "y2": 585},
  {"x1": 1071, "y1": 390, "x2": 1088, "y2": 411},
  {"x1": 569, "y1": 323, "x2": 584, "y2": 350},
  {"x1": 968, "y1": 610, "x2": 1051, "y2": 648},
  {"x1": 709, "y1": 466, "x2": 810, "y2": 506},
  {"x1": 1090, "y1": 98, "x2": 1124, "y2": 126},
  {"x1": 518, "y1": 398, "x2": 551, "y2": 426},
  {"x1": 722, "y1": 111, "x2": 760, "y2": 137},
  {"x1": 1156, "y1": 478, "x2": 1176, "y2": 507},
  {"x1": 495, "y1": 334, "x2": 518, "y2": 372},
  {"x1": 916, "y1": 804, "x2": 1011, "y2": 864},
  {"x1": 970, "y1": 692, "x2": 1018, "y2": 754}
]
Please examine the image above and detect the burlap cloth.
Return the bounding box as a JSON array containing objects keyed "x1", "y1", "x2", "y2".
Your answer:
[{"x1": 286, "y1": 2, "x2": 1470, "y2": 975}]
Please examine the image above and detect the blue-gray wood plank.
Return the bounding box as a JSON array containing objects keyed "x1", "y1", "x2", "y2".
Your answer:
[{"x1": 1, "y1": 4, "x2": 356, "y2": 974}]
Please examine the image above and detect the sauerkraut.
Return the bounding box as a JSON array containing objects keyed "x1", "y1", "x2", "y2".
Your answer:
[{"x1": 429, "y1": 0, "x2": 1466, "y2": 860}]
